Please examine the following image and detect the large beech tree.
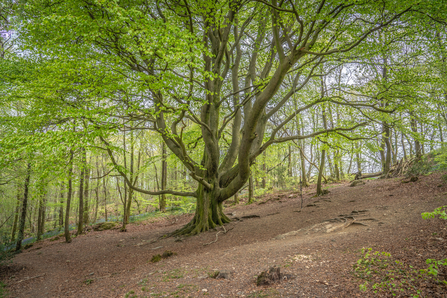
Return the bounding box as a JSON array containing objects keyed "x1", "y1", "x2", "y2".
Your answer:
[{"x1": 17, "y1": 0, "x2": 446, "y2": 235}]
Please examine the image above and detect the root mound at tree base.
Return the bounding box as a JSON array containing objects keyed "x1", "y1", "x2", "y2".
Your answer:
[{"x1": 166, "y1": 208, "x2": 232, "y2": 237}]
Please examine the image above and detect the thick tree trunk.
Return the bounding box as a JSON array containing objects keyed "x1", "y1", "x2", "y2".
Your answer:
[
  {"x1": 170, "y1": 184, "x2": 231, "y2": 236},
  {"x1": 15, "y1": 162, "x2": 31, "y2": 251},
  {"x1": 65, "y1": 151, "x2": 74, "y2": 243}
]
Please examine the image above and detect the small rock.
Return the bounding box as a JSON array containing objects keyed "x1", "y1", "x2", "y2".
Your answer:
[{"x1": 202, "y1": 289, "x2": 208, "y2": 292}]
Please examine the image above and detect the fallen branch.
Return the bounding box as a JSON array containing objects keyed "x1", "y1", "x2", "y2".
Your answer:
[
  {"x1": 16, "y1": 273, "x2": 46, "y2": 284},
  {"x1": 203, "y1": 226, "x2": 233, "y2": 246}
]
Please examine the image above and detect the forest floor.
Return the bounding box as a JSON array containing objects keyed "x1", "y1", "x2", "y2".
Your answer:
[{"x1": 1, "y1": 173, "x2": 447, "y2": 298}]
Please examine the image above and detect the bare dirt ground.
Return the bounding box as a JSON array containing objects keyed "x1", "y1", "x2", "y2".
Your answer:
[{"x1": 2, "y1": 173, "x2": 447, "y2": 298}]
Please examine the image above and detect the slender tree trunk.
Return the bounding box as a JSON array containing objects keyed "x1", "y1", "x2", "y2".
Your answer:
[
  {"x1": 262, "y1": 151, "x2": 266, "y2": 188},
  {"x1": 65, "y1": 150, "x2": 74, "y2": 243},
  {"x1": 316, "y1": 149, "x2": 326, "y2": 196},
  {"x1": 59, "y1": 185, "x2": 64, "y2": 228},
  {"x1": 411, "y1": 116, "x2": 422, "y2": 158},
  {"x1": 393, "y1": 129, "x2": 398, "y2": 164},
  {"x1": 287, "y1": 145, "x2": 292, "y2": 178},
  {"x1": 77, "y1": 148, "x2": 85, "y2": 235},
  {"x1": 37, "y1": 186, "x2": 46, "y2": 241},
  {"x1": 11, "y1": 183, "x2": 21, "y2": 242},
  {"x1": 421, "y1": 123, "x2": 425, "y2": 155},
  {"x1": 317, "y1": 77, "x2": 327, "y2": 196},
  {"x1": 15, "y1": 162, "x2": 31, "y2": 251},
  {"x1": 334, "y1": 150, "x2": 340, "y2": 181},
  {"x1": 103, "y1": 176, "x2": 108, "y2": 222},
  {"x1": 401, "y1": 130, "x2": 407, "y2": 160},
  {"x1": 93, "y1": 159, "x2": 100, "y2": 223},
  {"x1": 160, "y1": 142, "x2": 167, "y2": 212},
  {"x1": 248, "y1": 172, "x2": 254, "y2": 204},
  {"x1": 296, "y1": 115, "x2": 309, "y2": 187},
  {"x1": 383, "y1": 123, "x2": 392, "y2": 175},
  {"x1": 83, "y1": 165, "x2": 90, "y2": 225},
  {"x1": 439, "y1": 123, "x2": 444, "y2": 144}
]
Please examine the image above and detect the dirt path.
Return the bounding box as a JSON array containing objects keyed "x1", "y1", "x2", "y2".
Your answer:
[{"x1": 2, "y1": 173, "x2": 447, "y2": 297}]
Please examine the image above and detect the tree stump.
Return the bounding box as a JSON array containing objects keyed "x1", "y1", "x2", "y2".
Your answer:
[{"x1": 256, "y1": 266, "x2": 281, "y2": 286}]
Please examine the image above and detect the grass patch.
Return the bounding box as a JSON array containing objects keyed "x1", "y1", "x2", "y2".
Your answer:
[{"x1": 162, "y1": 269, "x2": 184, "y2": 282}]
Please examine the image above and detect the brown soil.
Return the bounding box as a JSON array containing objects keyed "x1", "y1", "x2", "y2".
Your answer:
[{"x1": 2, "y1": 173, "x2": 447, "y2": 298}]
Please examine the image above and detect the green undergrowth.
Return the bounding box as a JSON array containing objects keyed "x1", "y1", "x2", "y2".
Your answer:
[
  {"x1": 408, "y1": 148, "x2": 447, "y2": 177},
  {"x1": 0, "y1": 281, "x2": 8, "y2": 298},
  {"x1": 0, "y1": 236, "x2": 14, "y2": 267},
  {"x1": 353, "y1": 247, "x2": 446, "y2": 297}
]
